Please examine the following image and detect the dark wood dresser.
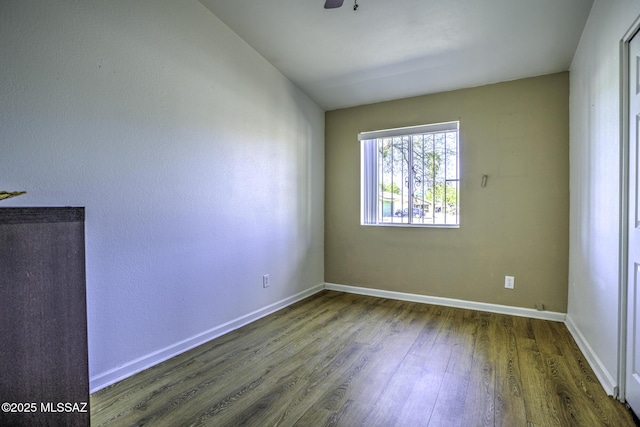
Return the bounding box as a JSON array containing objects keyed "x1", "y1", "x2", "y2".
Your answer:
[{"x1": 0, "y1": 208, "x2": 90, "y2": 426}]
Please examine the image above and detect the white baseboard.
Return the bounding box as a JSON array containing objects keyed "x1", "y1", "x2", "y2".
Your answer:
[
  {"x1": 565, "y1": 314, "x2": 617, "y2": 396},
  {"x1": 89, "y1": 283, "x2": 325, "y2": 393},
  {"x1": 324, "y1": 282, "x2": 567, "y2": 322}
]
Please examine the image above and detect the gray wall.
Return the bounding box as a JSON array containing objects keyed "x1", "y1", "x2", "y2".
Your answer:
[
  {"x1": 325, "y1": 73, "x2": 570, "y2": 313},
  {"x1": 0, "y1": 0, "x2": 325, "y2": 391},
  {"x1": 568, "y1": 0, "x2": 640, "y2": 395}
]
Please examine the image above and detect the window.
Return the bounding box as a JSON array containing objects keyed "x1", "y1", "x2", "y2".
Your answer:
[{"x1": 360, "y1": 121, "x2": 459, "y2": 227}]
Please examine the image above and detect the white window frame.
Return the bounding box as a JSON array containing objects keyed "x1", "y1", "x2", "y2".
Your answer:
[{"x1": 360, "y1": 121, "x2": 460, "y2": 228}]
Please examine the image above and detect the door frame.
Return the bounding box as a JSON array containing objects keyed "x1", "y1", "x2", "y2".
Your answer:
[{"x1": 618, "y1": 14, "x2": 640, "y2": 404}]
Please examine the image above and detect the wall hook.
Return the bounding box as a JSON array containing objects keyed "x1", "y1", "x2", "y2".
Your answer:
[{"x1": 481, "y1": 175, "x2": 488, "y2": 188}]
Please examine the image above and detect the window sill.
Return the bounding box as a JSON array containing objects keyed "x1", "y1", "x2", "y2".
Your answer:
[{"x1": 361, "y1": 222, "x2": 460, "y2": 229}]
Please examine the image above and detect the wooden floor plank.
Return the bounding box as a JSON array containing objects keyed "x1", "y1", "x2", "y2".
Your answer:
[
  {"x1": 293, "y1": 300, "x2": 431, "y2": 426},
  {"x1": 218, "y1": 328, "x2": 370, "y2": 426},
  {"x1": 427, "y1": 370, "x2": 470, "y2": 427},
  {"x1": 460, "y1": 313, "x2": 495, "y2": 427},
  {"x1": 493, "y1": 314, "x2": 527, "y2": 427},
  {"x1": 515, "y1": 328, "x2": 564, "y2": 426},
  {"x1": 90, "y1": 291, "x2": 637, "y2": 427},
  {"x1": 394, "y1": 344, "x2": 453, "y2": 427}
]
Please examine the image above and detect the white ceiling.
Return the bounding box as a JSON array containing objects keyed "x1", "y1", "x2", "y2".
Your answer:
[{"x1": 200, "y1": 0, "x2": 594, "y2": 111}]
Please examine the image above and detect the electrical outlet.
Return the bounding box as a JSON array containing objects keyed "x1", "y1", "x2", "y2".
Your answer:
[
  {"x1": 504, "y1": 276, "x2": 515, "y2": 289},
  {"x1": 263, "y1": 274, "x2": 270, "y2": 288}
]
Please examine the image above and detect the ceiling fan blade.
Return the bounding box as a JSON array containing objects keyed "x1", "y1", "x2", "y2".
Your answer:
[{"x1": 324, "y1": 0, "x2": 344, "y2": 9}]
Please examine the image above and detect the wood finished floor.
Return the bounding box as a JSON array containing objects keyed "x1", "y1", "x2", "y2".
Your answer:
[{"x1": 91, "y1": 290, "x2": 637, "y2": 426}]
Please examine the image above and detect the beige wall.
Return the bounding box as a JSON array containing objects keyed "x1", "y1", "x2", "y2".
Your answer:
[{"x1": 325, "y1": 72, "x2": 569, "y2": 312}]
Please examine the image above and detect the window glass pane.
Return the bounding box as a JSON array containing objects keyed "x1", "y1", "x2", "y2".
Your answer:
[
  {"x1": 412, "y1": 134, "x2": 427, "y2": 224},
  {"x1": 362, "y1": 121, "x2": 459, "y2": 227},
  {"x1": 445, "y1": 180, "x2": 459, "y2": 224},
  {"x1": 445, "y1": 131, "x2": 458, "y2": 180},
  {"x1": 379, "y1": 137, "x2": 410, "y2": 224}
]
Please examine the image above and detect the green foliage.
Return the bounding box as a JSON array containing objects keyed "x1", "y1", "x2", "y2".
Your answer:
[
  {"x1": 425, "y1": 183, "x2": 458, "y2": 210},
  {"x1": 381, "y1": 182, "x2": 401, "y2": 194}
]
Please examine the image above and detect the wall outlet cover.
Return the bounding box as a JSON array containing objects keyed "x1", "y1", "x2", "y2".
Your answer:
[{"x1": 505, "y1": 276, "x2": 515, "y2": 289}]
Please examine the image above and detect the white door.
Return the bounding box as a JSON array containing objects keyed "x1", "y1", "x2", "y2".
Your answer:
[{"x1": 627, "y1": 31, "x2": 640, "y2": 417}]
